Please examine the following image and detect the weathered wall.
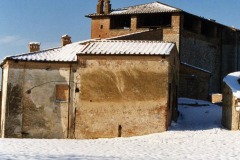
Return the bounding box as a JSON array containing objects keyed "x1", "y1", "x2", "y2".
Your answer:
[
  {"x1": 222, "y1": 82, "x2": 239, "y2": 130},
  {"x1": 179, "y1": 63, "x2": 211, "y2": 100},
  {"x1": 91, "y1": 17, "x2": 111, "y2": 38},
  {"x1": 163, "y1": 14, "x2": 181, "y2": 50},
  {"x1": 1, "y1": 61, "x2": 71, "y2": 138},
  {"x1": 74, "y1": 56, "x2": 170, "y2": 139}
]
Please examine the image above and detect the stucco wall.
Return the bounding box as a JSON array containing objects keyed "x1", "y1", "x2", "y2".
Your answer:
[
  {"x1": 1, "y1": 61, "x2": 71, "y2": 138},
  {"x1": 74, "y1": 56, "x2": 171, "y2": 139}
]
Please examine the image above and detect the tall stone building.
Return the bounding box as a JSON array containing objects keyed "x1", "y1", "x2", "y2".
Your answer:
[{"x1": 86, "y1": 0, "x2": 240, "y2": 94}]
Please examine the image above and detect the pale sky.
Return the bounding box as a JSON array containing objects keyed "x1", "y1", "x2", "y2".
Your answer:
[{"x1": 1, "y1": 0, "x2": 240, "y2": 61}]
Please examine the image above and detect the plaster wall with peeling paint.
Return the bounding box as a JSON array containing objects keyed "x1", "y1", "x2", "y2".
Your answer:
[{"x1": 1, "y1": 62, "x2": 71, "y2": 138}]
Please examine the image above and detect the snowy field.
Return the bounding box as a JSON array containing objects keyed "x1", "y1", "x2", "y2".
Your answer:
[{"x1": 0, "y1": 98, "x2": 240, "y2": 160}]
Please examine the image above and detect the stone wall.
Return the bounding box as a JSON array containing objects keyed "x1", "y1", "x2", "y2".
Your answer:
[
  {"x1": 180, "y1": 31, "x2": 220, "y2": 93},
  {"x1": 222, "y1": 82, "x2": 239, "y2": 130},
  {"x1": 221, "y1": 29, "x2": 240, "y2": 80},
  {"x1": 179, "y1": 63, "x2": 211, "y2": 100}
]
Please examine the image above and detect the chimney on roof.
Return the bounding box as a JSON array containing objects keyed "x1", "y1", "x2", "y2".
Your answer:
[
  {"x1": 104, "y1": 0, "x2": 111, "y2": 14},
  {"x1": 97, "y1": 0, "x2": 111, "y2": 14},
  {"x1": 62, "y1": 35, "x2": 72, "y2": 46},
  {"x1": 97, "y1": 0, "x2": 104, "y2": 14},
  {"x1": 29, "y1": 42, "x2": 40, "y2": 52}
]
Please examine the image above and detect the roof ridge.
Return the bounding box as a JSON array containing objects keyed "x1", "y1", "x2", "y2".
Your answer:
[{"x1": 112, "y1": 1, "x2": 181, "y2": 12}]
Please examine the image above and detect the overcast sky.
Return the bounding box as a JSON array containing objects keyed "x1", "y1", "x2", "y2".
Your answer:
[{"x1": 1, "y1": 0, "x2": 240, "y2": 61}]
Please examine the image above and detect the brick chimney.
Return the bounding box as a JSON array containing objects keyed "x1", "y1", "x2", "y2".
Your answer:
[
  {"x1": 29, "y1": 42, "x2": 40, "y2": 52},
  {"x1": 104, "y1": 0, "x2": 111, "y2": 14},
  {"x1": 97, "y1": 0, "x2": 111, "y2": 14},
  {"x1": 97, "y1": 0, "x2": 104, "y2": 14},
  {"x1": 62, "y1": 35, "x2": 72, "y2": 46}
]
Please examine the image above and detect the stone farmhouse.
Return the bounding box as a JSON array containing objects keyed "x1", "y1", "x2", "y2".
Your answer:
[
  {"x1": 88, "y1": 0, "x2": 240, "y2": 96},
  {"x1": 0, "y1": 37, "x2": 179, "y2": 138}
]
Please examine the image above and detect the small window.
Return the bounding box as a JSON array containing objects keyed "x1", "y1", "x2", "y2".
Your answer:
[
  {"x1": 100, "y1": 25, "x2": 103, "y2": 29},
  {"x1": 56, "y1": 84, "x2": 69, "y2": 102}
]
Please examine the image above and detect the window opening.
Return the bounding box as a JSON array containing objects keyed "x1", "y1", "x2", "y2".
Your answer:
[
  {"x1": 137, "y1": 13, "x2": 171, "y2": 29},
  {"x1": 110, "y1": 15, "x2": 131, "y2": 29}
]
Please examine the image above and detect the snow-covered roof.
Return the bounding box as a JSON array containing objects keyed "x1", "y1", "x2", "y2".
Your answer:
[
  {"x1": 1, "y1": 40, "x2": 175, "y2": 66},
  {"x1": 2, "y1": 41, "x2": 89, "y2": 64},
  {"x1": 79, "y1": 40, "x2": 175, "y2": 55},
  {"x1": 86, "y1": 1, "x2": 181, "y2": 17},
  {"x1": 223, "y1": 72, "x2": 240, "y2": 98}
]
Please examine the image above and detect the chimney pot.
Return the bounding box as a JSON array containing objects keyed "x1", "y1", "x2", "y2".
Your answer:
[
  {"x1": 29, "y1": 42, "x2": 40, "y2": 52},
  {"x1": 62, "y1": 35, "x2": 72, "y2": 46}
]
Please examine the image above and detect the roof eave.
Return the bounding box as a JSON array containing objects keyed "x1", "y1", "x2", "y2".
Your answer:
[{"x1": 0, "y1": 58, "x2": 77, "y2": 67}]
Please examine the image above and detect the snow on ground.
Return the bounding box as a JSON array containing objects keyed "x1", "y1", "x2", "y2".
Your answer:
[{"x1": 0, "y1": 98, "x2": 240, "y2": 160}]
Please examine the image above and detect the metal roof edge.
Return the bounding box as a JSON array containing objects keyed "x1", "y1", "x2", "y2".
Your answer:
[{"x1": 181, "y1": 62, "x2": 211, "y2": 74}]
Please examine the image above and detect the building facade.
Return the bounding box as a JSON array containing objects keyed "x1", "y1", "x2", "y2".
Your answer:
[{"x1": 1, "y1": 40, "x2": 179, "y2": 139}]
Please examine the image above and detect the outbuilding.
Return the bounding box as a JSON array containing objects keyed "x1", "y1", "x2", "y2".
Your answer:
[{"x1": 1, "y1": 39, "x2": 179, "y2": 139}]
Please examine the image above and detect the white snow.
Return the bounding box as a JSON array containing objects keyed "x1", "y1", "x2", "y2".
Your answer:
[
  {"x1": 29, "y1": 42, "x2": 40, "y2": 45},
  {"x1": 223, "y1": 71, "x2": 240, "y2": 98},
  {"x1": 0, "y1": 98, "x2": 240, "y2": 160}
]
